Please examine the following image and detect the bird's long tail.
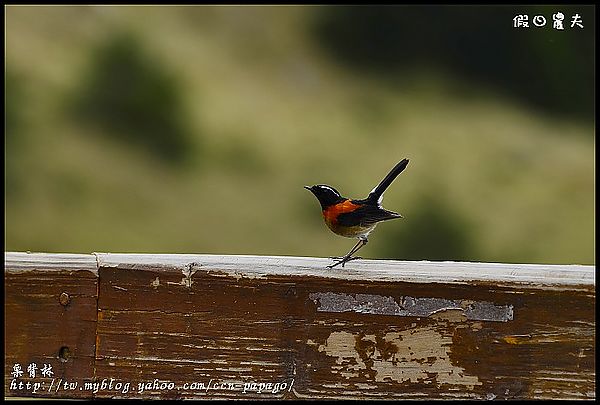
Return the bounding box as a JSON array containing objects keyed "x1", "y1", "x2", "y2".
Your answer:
[{"x1": 367, "y1": 158, "x2": 409, "y2": 204}]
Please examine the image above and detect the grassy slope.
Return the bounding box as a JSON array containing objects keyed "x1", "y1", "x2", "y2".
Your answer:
[{"x1": 5, "y1": 6, "x2": 594, "y2": 264}]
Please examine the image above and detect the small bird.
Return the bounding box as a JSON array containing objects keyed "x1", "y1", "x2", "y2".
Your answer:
[{"x1": 305, "y1": 158, "x2": 409, "y2": 268}]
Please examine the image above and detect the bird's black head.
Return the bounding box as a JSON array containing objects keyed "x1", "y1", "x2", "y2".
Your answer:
[{"x1": 304, "y1": 185, "x2": 345, "y2": 209}]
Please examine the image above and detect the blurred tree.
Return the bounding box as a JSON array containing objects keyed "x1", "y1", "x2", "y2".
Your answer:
[
  {"x1": 6, "y1": 70, "x2": 24, "y2": 140},
  {"x1": 72, "y1": 31, "x2": 196, "y2": 165},
  {"x1": 312, "y1": 5, "x2": 594, "y2": 123},
  {"x1": 375, "y1": 194, "x2": 475, "y2": 261}
]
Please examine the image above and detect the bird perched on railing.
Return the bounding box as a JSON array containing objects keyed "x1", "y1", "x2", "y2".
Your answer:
[{"x1": 305, "y1": 158, "x2": 409, "y2": 268}]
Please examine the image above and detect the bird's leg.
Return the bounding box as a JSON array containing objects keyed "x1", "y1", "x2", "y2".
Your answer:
[
  {"x1": 330, "y1": 239, "x2": 362, "y2": 260},
  {"x1": 328, "y1": 242, "x2": 364, "y2": 268},
  {"x1": 328, "y1": 238, "x2": 368, "y2": 269}
]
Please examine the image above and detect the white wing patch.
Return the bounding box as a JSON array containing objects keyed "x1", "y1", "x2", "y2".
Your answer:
[{"x1": 369, "y1": 185, "x2": 384, "y2": 205}]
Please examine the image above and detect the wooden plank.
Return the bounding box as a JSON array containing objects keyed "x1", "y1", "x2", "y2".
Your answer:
[
  {"x1": 96, "y1": 253, "x2": 594, "y2": 290},
  {"x1": 4, "y1": 252, "x2": 595, "y2": 399},
  {"x1": 95, "y1": 268, "x2": 297, "y2": 399},
  {"x1": 92, "y1": 253, "x2": 594, "y2": 400},
  {"x1": 4, "y1": 252, "x2": 99, "y2": 399}
]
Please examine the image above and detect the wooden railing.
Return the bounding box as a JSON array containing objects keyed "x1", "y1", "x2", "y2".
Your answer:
[{"x1": 4, "y1": 252, "x2": 595, "y2": 399}]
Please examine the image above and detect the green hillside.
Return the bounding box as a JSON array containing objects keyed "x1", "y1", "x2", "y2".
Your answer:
[{"x1": 5, "y1": 6, "x2": 594, "y2": 265}]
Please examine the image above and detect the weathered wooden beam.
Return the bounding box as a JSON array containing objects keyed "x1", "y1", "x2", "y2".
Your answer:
[{"x1": 4, "y1": 252, "x2": 595, "y2": 399}]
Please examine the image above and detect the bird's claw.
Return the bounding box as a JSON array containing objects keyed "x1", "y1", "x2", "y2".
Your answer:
[{"x1": 327, "y1": 256, "x2": 362, "y2": 269}]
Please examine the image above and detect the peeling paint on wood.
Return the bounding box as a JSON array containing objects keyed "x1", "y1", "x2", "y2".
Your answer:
[
  {"x1": 309, "y1": 292, "x2": 514, "y2": 322},
  {"x1": 309, "y1": 326, "x2": 482, "y2": 387}
]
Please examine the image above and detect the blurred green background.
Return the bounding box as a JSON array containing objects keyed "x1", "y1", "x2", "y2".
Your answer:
[{"x1": 5, "y1": 5, "x2": 595, "y2": 265}]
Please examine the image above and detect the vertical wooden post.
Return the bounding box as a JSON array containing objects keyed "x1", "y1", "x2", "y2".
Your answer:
[{"x1": 5, "y1": 253, "x2": 98, "y2": 398}]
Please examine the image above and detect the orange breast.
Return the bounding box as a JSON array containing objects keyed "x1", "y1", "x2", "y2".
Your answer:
[{"x1": 322, "y1": 200, "x2": 363, "y2": 237}]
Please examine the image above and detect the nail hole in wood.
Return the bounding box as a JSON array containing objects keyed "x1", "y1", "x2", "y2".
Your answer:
[{"x1": 59, "y1": 346, "x2": 71, "y2": 362}]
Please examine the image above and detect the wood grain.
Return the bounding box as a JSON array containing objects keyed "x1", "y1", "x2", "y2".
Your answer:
[
  {"x1": 4, "y1": 252, "x2": 596, "y2": 399},
  {"x1": 5, "y1": 252, "x2": 98, "y2": 398}
]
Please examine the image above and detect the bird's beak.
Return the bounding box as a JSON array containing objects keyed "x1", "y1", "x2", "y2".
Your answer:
[{"x1": 304, "y1": 185, "x2": 312, "y2": 191}]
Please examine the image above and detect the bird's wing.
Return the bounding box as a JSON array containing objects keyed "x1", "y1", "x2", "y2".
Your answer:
[{"x1": 337, "y1": 203, "x2": 402, "y2": 228}]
